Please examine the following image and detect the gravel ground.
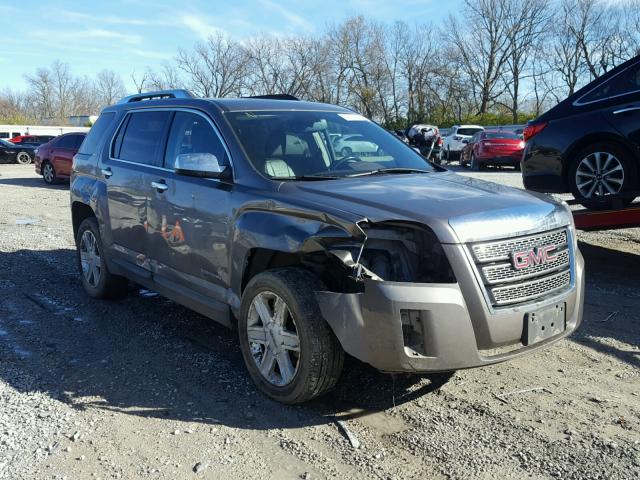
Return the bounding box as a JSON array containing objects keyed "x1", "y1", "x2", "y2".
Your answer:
[{"x1": 0, "y1": 163, "x2": 638, "y2": 480}]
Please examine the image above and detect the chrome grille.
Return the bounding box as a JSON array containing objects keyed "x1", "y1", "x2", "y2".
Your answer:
[
  {"x1": 469, "y1": 228, "x2": 573, "y2": 308},
  {"x1": 491, "y1": 271, "x2": 571, "y2": 306},
  {"x1": 472, "y1": 230, "x2": 567, "y2": 263},
  {"x1": 482, "y1": 249, "x2": 570, "y2": 285}
]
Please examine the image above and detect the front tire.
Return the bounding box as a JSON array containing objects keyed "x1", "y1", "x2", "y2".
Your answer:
[
  {"x1": 569, "y1": 143, "x2": 637, "y2": 210},
  {"x1": 239, "y1": 268, "x2": 344, "y2": 404},
  {"x1": 16, "y1": 151, "x2": 32, "y2": 165},
  {"x1": 76, "y1": 217, "x2": 128, "y2": 299}
]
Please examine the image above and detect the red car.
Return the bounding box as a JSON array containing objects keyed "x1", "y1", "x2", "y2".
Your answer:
[
  {"x1": 9, "y1": 134, "x2": 56, "y2": 146},
  {"x1": 34, "y1": 132, "x2": 86, "y2": 184},
  {"x1": 462, "y1": 130, "x2": 525, "y2": 170}
]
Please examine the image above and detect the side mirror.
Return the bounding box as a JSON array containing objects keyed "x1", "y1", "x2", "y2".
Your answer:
[
  {"x1": 462, "y1": 139, "x2": 469, "y2": 144},
  {"x1": 174, "y1": 153, "x2": 228, "y2": 179}
]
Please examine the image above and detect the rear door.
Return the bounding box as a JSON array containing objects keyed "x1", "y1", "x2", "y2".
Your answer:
[
  {"x1": 146, "y1": 110, "x2": 232, "y2": 305},
  {"x1": 99, "y1": 110, "x2": 172, "y2": 277},
  {"x1": 50, "y1": 135, "x2": 75, "y2": 176},
  {"x1": 594, "y1": 61, "x2": 640, "y2": 149}
]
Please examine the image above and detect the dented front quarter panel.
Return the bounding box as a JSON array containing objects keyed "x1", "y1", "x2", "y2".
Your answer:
[{"x1": 228, "y1": 193, "x2": 368, "y2": 302}]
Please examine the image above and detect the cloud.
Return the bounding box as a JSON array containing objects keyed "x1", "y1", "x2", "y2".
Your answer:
[
  {"x1": 56, "y1": 9, "x2": 172, "y2": 27},
  {"x1": 257, "y1": 0, "x2": 315, "y2": 31},
  {"x1": 31, "y1": 28, "x2": 143, "y2": 48},
  {"x1": 180, "y1": 14, "x2": 226, "y2": 40}
]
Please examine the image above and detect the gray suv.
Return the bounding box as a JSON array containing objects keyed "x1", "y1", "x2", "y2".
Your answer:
[{"x1": 71, "y1": 90, "x2": 585, "y2": 404}]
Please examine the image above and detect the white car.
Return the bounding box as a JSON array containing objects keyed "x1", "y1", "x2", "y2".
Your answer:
[
  {"x1": 333, "y1": 134, "x2": 379, "y2": 156},
  {"x1": 442, "y1": 125, "x2": 484, "y2": 161}
]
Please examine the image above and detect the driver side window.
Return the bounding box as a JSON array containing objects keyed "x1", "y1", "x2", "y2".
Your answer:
[{"x1": 164, "y1": 112, "x2": 228, "y2": 169}]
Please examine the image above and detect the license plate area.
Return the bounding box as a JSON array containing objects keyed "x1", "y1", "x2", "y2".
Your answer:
[{"x1": 523, "y1": 303, "x2": 566, "y2": 346}]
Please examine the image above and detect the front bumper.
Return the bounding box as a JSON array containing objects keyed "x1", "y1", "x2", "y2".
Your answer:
[{"x1": 317, "y1": 244, "x2": 584, "y2": 373}]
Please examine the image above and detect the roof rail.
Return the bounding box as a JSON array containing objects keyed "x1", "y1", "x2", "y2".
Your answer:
[
  {"x1": 245, "y1": 94, "x2": 300, "y2": 101},
  {"x1": 117, "y1": 89, "x2": 195, "y2": 104}
]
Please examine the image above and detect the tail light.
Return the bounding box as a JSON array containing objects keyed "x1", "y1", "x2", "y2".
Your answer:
[
  {"x1": 437, "y1": 137, "x2": 443, "y2": 146},
  {"x1": 523, "y1": 122, "x2": 548, "y2": 142},
  {"x1": 518, "y1": 141, "x2": 525, "y2": 149}
]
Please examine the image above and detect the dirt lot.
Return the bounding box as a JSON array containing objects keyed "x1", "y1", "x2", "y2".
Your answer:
[{"x1": 0, "y1": 163, "x2": 638, "y2": 480}]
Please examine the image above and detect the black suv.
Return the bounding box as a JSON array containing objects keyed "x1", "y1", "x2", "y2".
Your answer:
[
  {"x1": 71, "y1": 90, "x2": 584, "y2": 404},
  {"x1": 522, "y1": 54, "x2": 640, "y2": 209}
]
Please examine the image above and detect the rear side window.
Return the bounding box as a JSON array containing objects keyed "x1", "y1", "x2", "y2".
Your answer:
[
  {"x1": 114, "y1": 111, "x2": 172, "y2": 166},
  {"x1": 457, "y1": 128, "x2": 483, "y2": 136},
  {"x1": 78, "y1": 112, "x2": 115, "y2": 155},
  {"x1": 579, "y1": 62, "x2": 640, "y2": 104},
  {"x1": 72, "y1": 135, "x2": 85, "y2": 148},
  {"x1": 164, "y1": 112, "x2": 228, "y2": 168},
  {"x1": 56, "y1": 135, "x2": 76, "y2": 148}
]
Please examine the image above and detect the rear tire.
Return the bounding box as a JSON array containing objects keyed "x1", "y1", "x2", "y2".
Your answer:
[
  {"x1": 42, "y1": 162, "x2": 57, "y2": 185},
  {"x1": 471, "y1": 153, "x2": 480, "y2": 171},
  {"x1": 238, "y1": 268, "x2": 344, "y2": 404},
  {"x1": 568, "y1": 143, "x2": 637, "y2": 210},
  {"x1": 16, "y1": 151, "x2": 32, "y2": 165},
  {"x1": 76, "y1": 217, "x2": 128, "y2": 299}
]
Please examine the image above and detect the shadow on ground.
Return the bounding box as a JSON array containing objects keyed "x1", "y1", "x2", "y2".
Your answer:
[
  {"x1": 0, "y1": 176, "x2": 68, "y2": 190},
  {"x1": 0, "y1": 240, "x2": 637, "y2": 432},
  {"x1": 0, "y1": 247, "x2": 450, "y2": 434}
]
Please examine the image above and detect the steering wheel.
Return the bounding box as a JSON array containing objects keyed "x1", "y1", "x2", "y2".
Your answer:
[{"x1": 329, "y1": 155, "x2": 362, "y2": 171}]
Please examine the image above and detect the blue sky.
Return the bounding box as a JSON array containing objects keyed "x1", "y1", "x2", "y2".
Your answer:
[{"x1": 0, "y1": 0, "x2": 461, "y2": 92}]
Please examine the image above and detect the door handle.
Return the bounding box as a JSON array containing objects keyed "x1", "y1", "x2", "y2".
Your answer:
[
  {"x1": 151, "y1": 181, "x2": 168, "y2": 192},
  {"x1": 101, "y1": 167, "x2": 113, "y2": 179},
  {"x1": 613, "y1": 106, "x2": 640, "y2": 115}
]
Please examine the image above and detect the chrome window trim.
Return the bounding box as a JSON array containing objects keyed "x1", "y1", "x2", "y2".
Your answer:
[
  {"x1": 573, "y1": 60, "x2": 640, "y2": 107},
  {"x1": 107, "y1": 106, "x2": 235, "y2": 180}
]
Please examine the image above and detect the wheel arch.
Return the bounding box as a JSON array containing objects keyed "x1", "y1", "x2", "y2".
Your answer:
[
  {"x1": 230, "y1": 209, "x2": 364, "y2": 307},
  {"x1": 71, "y1": 202, "x2": 96, "y2": 242}
]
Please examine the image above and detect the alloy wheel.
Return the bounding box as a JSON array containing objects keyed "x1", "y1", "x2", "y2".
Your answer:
[
  {"x1": 80, "y1": 230, "x2": 101, "y2": 288},
  {"x1": 43, "y1": 164, "x2": 54, "y2": 183},
  {"x1": 247, "y1": 291, "x2": 300, "y2": 387},
  {"x1": 575, "y1": 151, "x2": 624, "y2": 198}
]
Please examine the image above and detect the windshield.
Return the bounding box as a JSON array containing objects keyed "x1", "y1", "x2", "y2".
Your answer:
[
  {"x1": 226, "y1": 110, "x2": 435, "y2": 179},
  {"x1": 457, "y1": 128, "x2": 484, "y2": 136},
  {"x1": 0, "y1": 139, "x2": 11, "y2": 147}
]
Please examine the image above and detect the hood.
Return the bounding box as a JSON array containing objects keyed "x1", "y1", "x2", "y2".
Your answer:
[{"x1": 279, "y1": 171, "x2": 572, "y2": 244}]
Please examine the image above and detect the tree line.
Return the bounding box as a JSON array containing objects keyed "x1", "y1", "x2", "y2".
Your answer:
[{"x1": 1, "y1": 0, "x2": 639, "y2": 128}]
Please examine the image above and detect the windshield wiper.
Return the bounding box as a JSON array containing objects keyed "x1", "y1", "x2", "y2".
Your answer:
[
  {"x1": 271, "y1": 174, "x2": 340, "y2": 181},
  {"x1": 346, "y1": 168, "x2": 432, "y2": 177}
]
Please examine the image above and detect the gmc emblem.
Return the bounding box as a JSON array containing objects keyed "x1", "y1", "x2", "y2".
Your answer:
[{"x1": 512, "y1": 245, "x2": 557, "y2": 270}]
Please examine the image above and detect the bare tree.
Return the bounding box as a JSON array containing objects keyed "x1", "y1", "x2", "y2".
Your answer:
[
  {"x1": 447, "y1": 0, "x2": 513, "y2": 114},
  {"x1": 501, "y1": 0, "x2": 551, "y2": 122},
  {"x1": 95, "y1": 69, "x2": 126, "y2": 107},
  {"x1": 130, "y1": 69, "x2": 149, "y2": 94},
  {"x1": 176, "y1": 33, "x2": 247, "y2": 98},
  {"x1": 146, "y1": 63, "x2": 184, "y2": 91}
]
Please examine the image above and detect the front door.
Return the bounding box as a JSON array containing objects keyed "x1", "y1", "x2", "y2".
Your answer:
[
  {"x1": 146, "y1": 110, "x2": 232, "y2": 304},
  {"x1": 99, "y1": 110, "x2": 173, "y2": 275}
]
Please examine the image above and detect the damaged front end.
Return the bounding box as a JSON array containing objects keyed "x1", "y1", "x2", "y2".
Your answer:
[
  {"x1": 324, "y1": 221, "x2": 456, "y2": 287},
  {"x1": 306, "y1": 221, "x2": 477, "y2": 373}
]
